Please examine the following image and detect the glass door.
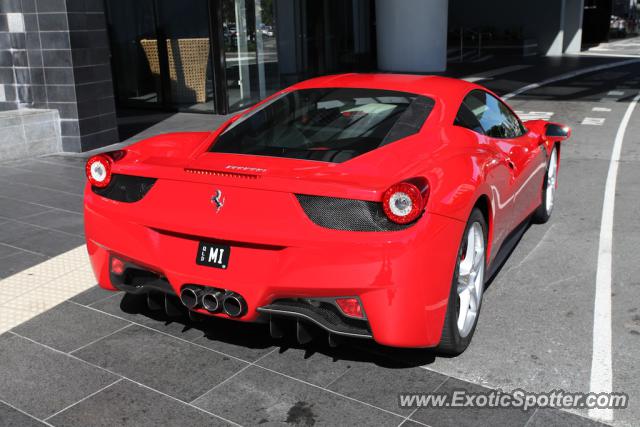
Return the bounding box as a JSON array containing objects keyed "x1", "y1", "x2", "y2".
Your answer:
[
  {"x1": 105, "y1": 0, "x2": 216, "y2": 113},
  {"x1": 222, "y1": 0, "x2": 280, "y2": 112},
  {"x1": 156, "y1": 0, "x2": 215, "y2": 112},
  {"x1": 106, "y1": 0, "x2": 163, "y2": 107}
]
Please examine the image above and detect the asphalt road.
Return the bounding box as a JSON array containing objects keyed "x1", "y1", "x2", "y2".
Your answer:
[{"x1": 427, "y1": 48, "x2": 640, "y2": 426}]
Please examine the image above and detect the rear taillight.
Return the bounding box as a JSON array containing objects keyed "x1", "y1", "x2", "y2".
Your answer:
[
  {"x1": 335, "y1": 298, "x2": 364, "y2": 319},
  {"x1": 382, "y1": 181, "x2": 427, "y2": 224},
  {"x1": 86, "y1": 154, "x2": 113, "y2": 188}
]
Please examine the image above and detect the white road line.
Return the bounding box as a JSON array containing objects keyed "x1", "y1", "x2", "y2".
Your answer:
[
  {"x1": 502, "y1": 59, "x2": 640, "y2": 100},
  {"x1": 463, "y1": 65, "x2": 531, "y2": 82},
  {"x1": 607, "y1": 90, "x2": 625, "y2": 96},
  {"x1": 579, "y1": 52, "x2": 640, "y2": 59},
  {"x1": 592, "y1": 107, "x2": 612, "y2": 112},
  {"x1": 589, "y1": 91, "x2": 640, "y2": 422},
  {"x1": 514, "y1": 110, "x2": 555, "y2": 121},
  {"x1": 581, "y1": 117, "x2": 606, "y2": 126}
]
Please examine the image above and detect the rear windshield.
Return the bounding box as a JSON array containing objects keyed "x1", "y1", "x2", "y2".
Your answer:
[{"x1": 210, "y1": 88, "x2": 435, "y2": 163}]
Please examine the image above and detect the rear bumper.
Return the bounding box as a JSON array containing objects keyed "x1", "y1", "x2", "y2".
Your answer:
[{"x1": 84, "y1": 189, "x2": 464, "y2": 348}]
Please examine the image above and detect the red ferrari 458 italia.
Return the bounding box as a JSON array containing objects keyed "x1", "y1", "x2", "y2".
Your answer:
[{"x1": 84, "y1": 74, "x2": 570, "y2": 354}]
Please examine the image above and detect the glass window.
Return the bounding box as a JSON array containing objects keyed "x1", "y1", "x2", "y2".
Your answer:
[
  {"x1": 105, "y1": 0, "x2": 161, "y2": 107},
  {"x1": 156, "y1": 0, "x2": 215, "y2": 112},
  {"x1": 463, "y1": 91, "x2": 525, "y2": 139},
  {"x1": 105, "y1": 0, "x2": 215, "y2": 112},
  {"x1": 223, "y1": 0, "x2": 280, "y2": 111},
  {"x1": 210, "y1": 88, "x2": 434, "y2": 163},
  {"x1": 454, "y1": 103, "x2": 484, "y2": 134}
]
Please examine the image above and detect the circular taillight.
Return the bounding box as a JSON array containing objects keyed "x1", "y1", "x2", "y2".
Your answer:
[
  {"x1": 85, "y1": 154, "x2": 112, "y2": 188},
  {"x1": 382, "y1": 182, "x2": 425, "y2": 224}
]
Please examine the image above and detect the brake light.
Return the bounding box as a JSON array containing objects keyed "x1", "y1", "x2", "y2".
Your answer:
[
  {"x1": 86, "y1": 154, "x2": 113, "y2": 188},
  {"x1": 382, "y1": 181, "x2": 427, "y2": 224},
  {"x1": 336, "y1": 298, "x2": 364, "y2": 319}
]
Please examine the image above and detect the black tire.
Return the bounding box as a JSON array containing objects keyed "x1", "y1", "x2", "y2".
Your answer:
[
  {"x1": 436, "y1": 208, "x2": 487, "y2": 356},
  {"x1": 532, "y1": 146, "x2": 558, "y2": 224}
]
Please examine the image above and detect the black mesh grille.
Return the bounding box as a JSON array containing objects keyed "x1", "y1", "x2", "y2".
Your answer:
[
  {"x1": 296, "y1": 194, "x2": 414, "y2": 232},
  {"x1": 93, "y1": 174, "x2": 156, "y2": 203}
]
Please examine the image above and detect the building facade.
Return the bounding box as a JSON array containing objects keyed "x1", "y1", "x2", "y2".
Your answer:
[{"x1": 0, "y1": 0, "x2": 607, "y2": 155}]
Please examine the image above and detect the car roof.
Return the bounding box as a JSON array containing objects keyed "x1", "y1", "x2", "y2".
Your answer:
[{"x1": 290, "y1": 73, "x2": 479, "y2": 101}]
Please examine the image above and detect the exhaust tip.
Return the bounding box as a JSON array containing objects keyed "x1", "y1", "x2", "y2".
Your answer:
[
  {"x1": 202, "y1": 291, "x2": 223, "y2": 312},
  {"x1": 223, "y1": 293, "x2": 246, "y2": 317},
  {"x1": 180, "y1": 286, "x2": 201, "y2": 309}
]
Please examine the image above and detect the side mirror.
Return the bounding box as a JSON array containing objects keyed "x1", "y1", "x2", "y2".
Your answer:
[{"x1": 545, "y1": 123, "x2": 571, "y2": 140}]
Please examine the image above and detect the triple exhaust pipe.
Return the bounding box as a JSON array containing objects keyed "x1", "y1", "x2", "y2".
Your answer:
[{"x1": 179, "y1": 285, "x2": 246, "y2": 317}]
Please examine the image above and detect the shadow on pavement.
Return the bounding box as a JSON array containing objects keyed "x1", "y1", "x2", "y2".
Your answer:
[{"x1": 118, "y1": 292, "x2": 438, "y2": 368}]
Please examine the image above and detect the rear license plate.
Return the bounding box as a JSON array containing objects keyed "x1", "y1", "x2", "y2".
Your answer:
[{"x1": 196, "y1": 242, "x2": 230, "y2": 269}]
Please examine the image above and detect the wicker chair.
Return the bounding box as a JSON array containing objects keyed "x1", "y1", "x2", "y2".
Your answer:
[{"x1": 140, "y1": 38, "x2": 210, "y2": 104}]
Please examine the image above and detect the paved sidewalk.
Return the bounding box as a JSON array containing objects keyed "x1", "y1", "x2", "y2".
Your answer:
[
  {"x1": 0, "y1": 156, "x2": 86, "y2": 278},
  {"x1": 1, "y1": 288, "x2": 601, "y2": 426},
  {"x1": 0, "y1": 246, "x2": 92, "y2": 333}
]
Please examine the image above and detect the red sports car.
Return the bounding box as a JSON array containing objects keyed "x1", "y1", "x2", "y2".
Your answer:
[{"x1": 84, "y1": 74, "x2": 570, "y2": 354}]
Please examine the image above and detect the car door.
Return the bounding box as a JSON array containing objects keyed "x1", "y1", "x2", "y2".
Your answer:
[
  {"x1": 454, "y1": 94, "x2": 514, "y2": 256},
  {"x1": 462, "y1": 91, "x2": 545, "y2": 233},
  {"x1": 492, "y1": 98, "x2": 547, "y2": 225}
]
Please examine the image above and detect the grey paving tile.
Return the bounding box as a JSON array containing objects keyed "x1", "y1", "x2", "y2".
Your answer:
[
  {"x1": 48, "y1": 379, "x2": 230, "y2": 427},
  {"x1": 12, "y1": 301, "x2": 131, "y2": 353},
  {"x1": 0, "y1": 182, "x2": 84, "y2": 212},
  {"x1": 193, "y1": 365, "x2": 403, "y2": 426},
  {"x1": 410, "y1": 378, "x2": 533, "y2": 427},
  {"x1": 19, "y1": 209, "x2": 84, "y2": 236},
  {"x1": 20, "y1": 209, "x2": 84, "y2": 236},
  {"x1": 526, "y1": 408, "x2": 607, "y2": 427},
  {"x1": 73, "y1": 324, "x2": 248, "y2": 402},
  {"x1": 255, "y1": 344, "x2": 357, "y2": 387},
  {"x1": 0, "y1": 250, "x2": 48, "y2": 279},
  {"x1": 326, "y1": 363, "x2": 448, "y2": 415},
  {"x1": 0, "y1": 333, "x2": 117, "y2": 419},
  {"x1": 0, "y1": 166, "x2": 26, "y2": 178},
  {"x1": 90, "y1": 292, "x2": 205, "y2": 341},
  {"x1": 9, "y1": 160, "x2": 86, "y2": 180},
  {"x1": 0, "y1": 221, "x2": 84, "y2": 257},
  {"x1": 0, "y1": 170, "x2": 84, "y2": 194},
  {"x1": 71, "y1": 285, "x2": 120, "y2": 306},
  {"x1": 0, "y1": 242, "x2": 19, "y2": 258},
  {"x1": 0, "y1": 401, "x2": 46, "y2": 427},
  {"x1": 0, "y1": 196, "x2": 50, "y2": 219},
  {"x1": 192, "y1": 318, "x2": 277, "y2": 362},
  {"x1": 40, "y1": 156, "x2": 87, "y2": 167}
]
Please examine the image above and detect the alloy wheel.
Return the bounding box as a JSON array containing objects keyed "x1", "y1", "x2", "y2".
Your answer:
[{"x1": 456, "y1": 222, "x2": 485, "y2": 338}]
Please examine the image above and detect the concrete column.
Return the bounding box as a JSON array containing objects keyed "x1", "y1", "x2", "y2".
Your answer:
[
  {"x1": 563, "y1": 0, "x2": 584, "y2": 53},
  {"x1": 375, "y1": 0, "x2": 448, "y2": 72},
  {"x1": 531, "y1": 0, "x2": 566, "y2": 56}
]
